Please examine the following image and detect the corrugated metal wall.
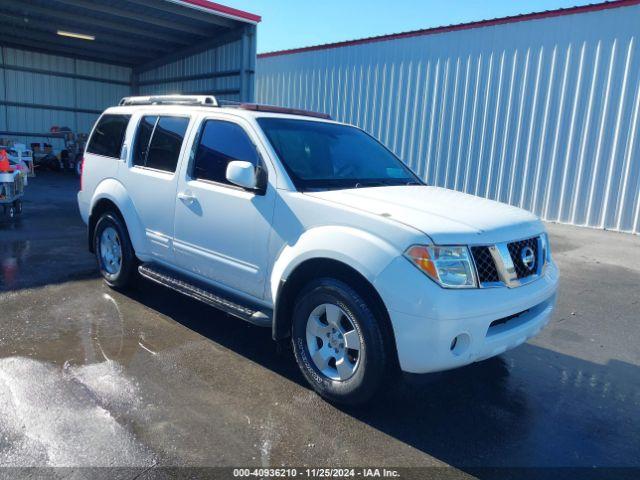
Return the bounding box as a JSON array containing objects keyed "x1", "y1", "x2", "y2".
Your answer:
[
  {"x1": 139, "y1": 39, "x2": 243, "y2": 102},
  {"x1": 0, "y1": 28, "x2": 256, "y2": 149},
  {"x1": 138, "y1": 27, "x2": 257, "y2": 103},
  {"x1": 0, "y1": 47, "x2": 131, "y2": 149},
  {"x1": 256, "y1": 4, "x2": 640, "y2": 234}
]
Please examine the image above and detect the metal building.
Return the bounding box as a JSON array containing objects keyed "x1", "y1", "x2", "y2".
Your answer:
[
  {"x1": 256, "y1": 0, "x2": 640, "y2": 234},
  {"x1": 0, "y1": 0, "x2": 260, "y2": 149}
]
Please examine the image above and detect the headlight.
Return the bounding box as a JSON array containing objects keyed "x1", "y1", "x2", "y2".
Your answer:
[
  {"x1": 404, "y1": 245, "x2": 477, "y2": 289},
  {"x1": 541, "y1": 232, "x2": 552, "y2": 264}
]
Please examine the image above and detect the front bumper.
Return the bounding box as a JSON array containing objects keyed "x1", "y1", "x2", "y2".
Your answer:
[{"x1": 374, "y1": 256, "x2": 559, "y2": 374}]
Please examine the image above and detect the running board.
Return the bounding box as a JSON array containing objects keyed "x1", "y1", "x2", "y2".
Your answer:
[{"x1": 138, "y1": 263, "x2": 272, "y2": 327}]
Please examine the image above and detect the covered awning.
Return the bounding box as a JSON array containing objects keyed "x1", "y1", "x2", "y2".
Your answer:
[
  {"x1": 0, "y1": 0, "x2": 261, "y2": 68},
  {"x1": 0, "y1": 0, "x2": 261, "y2": 143}
]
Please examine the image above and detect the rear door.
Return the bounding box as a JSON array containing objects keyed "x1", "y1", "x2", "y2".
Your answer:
[
  {"x1": 119, "y1": 113, "x2": 192, "y2": 263},
  {"x1": 173, "y1": 116, "x2": 276, "y2": 299}
]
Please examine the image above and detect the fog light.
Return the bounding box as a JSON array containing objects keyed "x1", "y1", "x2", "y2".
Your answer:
[{"x1": 450, "y1": 333, "x2": 471, "y2": 356}]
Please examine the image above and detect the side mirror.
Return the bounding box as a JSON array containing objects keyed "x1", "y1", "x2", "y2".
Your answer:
[{"x1": 226, "y1": 160, "x2": 259, "y2": 191}]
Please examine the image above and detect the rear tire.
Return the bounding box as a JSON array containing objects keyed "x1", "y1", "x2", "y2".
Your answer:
[
  {"x1": 93, "y1": 212, "x2": 137, "y2": 288},
  {"x1": 291, "y1": 278, "x2": 391, "y2": 405}
]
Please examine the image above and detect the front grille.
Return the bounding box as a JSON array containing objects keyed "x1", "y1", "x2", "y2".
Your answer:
[
  {"x1": 471, "y1": 246, "x2": 500, "y2": 283},
  {"x1": 507, "y1": 237, "x2": 539, "y2": 279},
  {"x1": 489, "y1": 309, "x2": 529, "y2": 330}
]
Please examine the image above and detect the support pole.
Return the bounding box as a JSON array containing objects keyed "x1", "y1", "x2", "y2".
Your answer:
[{"x1": 239, "y1": 25, "x2": 249, "y2": 102}]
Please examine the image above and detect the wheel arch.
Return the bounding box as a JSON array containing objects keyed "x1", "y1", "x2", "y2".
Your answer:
[
  {"x1": 88, "y1": 180, "x2": 146, "y2": 256},
  {"x1": 88, "y1": 198, "x2": 123, "y2": 252},
  {"x1": 273, "y1": 257, "x2": 400, "y2": 370}
]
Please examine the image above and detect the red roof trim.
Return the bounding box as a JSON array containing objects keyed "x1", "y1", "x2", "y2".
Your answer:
[
  {"x1": 177, "y1": 0, "x2": 261, "y2": 23},
  {"x1": 258, "y1": 0, "x2": 638, "y2": 58}
]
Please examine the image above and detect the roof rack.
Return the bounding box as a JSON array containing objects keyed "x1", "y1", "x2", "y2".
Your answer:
[
  {"x1": 119, "y1": 95, "x2": 218, "y2": 107},
  {"x1": 238, "y1": 103, "x2": 332, "y2": 120}
]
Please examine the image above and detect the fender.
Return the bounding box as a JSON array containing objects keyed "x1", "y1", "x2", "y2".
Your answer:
[
  {"x1": 90, "y1": 178, "x2": 149, "y2": 259},
  {"x1": 269, "y1": 225, "x2": 400, "y2": 304}
]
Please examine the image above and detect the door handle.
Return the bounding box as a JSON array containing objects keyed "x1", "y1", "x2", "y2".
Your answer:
[{"x1": 177, "y1": 191, "x2": 196, "y2": 204}]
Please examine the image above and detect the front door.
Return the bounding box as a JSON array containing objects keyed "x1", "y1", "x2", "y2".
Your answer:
[{"x1": 173, "y1": 117, "x2": 276, "y2": 300}]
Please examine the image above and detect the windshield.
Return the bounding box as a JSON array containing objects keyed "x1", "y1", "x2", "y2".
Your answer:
[{"x1": 257, "y1": 118, "x2": 422, "y2": 191}]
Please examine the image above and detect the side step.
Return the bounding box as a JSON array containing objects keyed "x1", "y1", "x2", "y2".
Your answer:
[{"x1": 138, "y1": 263, "x2": 272, "y2": 327}]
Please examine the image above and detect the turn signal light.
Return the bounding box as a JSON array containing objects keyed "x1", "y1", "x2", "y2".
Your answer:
[{"x1": 404, "y1": 245, "x2": 477, "y2": 289}]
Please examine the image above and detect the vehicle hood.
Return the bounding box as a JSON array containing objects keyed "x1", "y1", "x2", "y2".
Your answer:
[{"x1": 305, "y1": 186, "x2": 544, "y2": 244}]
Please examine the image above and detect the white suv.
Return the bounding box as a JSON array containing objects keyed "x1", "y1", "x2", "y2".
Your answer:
[{"x1": 78, "y1": 95, "x2": 558, "y2": 404}]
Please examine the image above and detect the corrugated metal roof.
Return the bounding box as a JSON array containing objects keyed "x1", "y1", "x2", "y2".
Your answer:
[
  {"x1": 258, "y1": 0, "x2": 639, "y2": 58},
  {"x1": 0, "y1": 0, "x2": 260, "y2": 66},
  {"x1": 174, "y1": 0, "x2": 261, "y2": 23}
]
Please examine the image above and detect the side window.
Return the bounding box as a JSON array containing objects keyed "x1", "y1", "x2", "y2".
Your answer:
[
  {"x1": 147, "y1": 117, "x2": 190, "y2": 172},
  {"x1": 192, "y1": 120, "x2": 259, "y2": 184},
  {"x1": 132, "y1": 116, "x2": 189, "y2": 173},
  {"x1": 86, "y1": 114, "x2": 131, "y2": 158},
  {"x1": 133, "y1": 116, "x2": 156, "y2": 167}
]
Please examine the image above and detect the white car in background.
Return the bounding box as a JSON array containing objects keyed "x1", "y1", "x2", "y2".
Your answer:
[{"x1": 77, "y1": 95, "x2": 558, "y2": 404}]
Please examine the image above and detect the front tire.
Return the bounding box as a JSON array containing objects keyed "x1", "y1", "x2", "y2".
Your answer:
[
  {"x1": 291, "y1": 278, "x2": 391, "y2": 405},
  {"x1": 93, "y1": 212, "x2": 137, "y2": 288}
]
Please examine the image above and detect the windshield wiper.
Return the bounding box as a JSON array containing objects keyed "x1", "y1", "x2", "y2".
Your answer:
[
  {"x1": 354, "y1": 181, "x2": 386, "y2": 188},
  {"x1": 374, "y1": 179, "x2": 421, "y2": 187},
  {"x1": 354, "y1": 179, "x2": 422, "y2": 188}
]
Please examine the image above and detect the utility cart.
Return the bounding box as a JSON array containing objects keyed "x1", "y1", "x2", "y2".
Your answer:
[
  {"x1": 1, "y1": 126, "x2": 88, "y2": 177},
  {"x1": 0, "y1": 151, "x2": 25, "y2": 220}
]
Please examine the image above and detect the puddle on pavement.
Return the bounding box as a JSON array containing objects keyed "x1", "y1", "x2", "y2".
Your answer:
[
  {"x1": 0, "y1": 289, "x2": 179, "y2": 467},
  {"x1": 0, "y1": 222, "x2": 20, "y2": 233},
  {"x1": 0, "y1": 236, "x2": 98, "y2": 292},
  {"x1": 0, "y1": 281, "x2": 186, "y2": 366},
  {"x1": 0, "y1": 282, "x2": 319, "y2": 466},
  {"x1": 0, "y1": 240, "x2": 30, "y2": 289},
  {"x1": 0, "y1": 356, "x2": 155, "y2": 467}
]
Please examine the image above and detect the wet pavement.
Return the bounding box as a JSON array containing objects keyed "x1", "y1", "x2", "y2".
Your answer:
[{"x1": 0, "y1": 173, "x2": 639, "y2": 477}]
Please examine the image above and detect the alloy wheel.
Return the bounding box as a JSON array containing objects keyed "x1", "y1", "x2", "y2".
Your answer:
[
  {"x1": 99, "y1": 227, "x2": 122, "y2": 275},
  {"x1": 305, "y1": 303, "x2": 361, "y2": 381}
]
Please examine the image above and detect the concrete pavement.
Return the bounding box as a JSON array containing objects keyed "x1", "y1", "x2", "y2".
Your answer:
[{"x1": 0, "y1": 173, "x2": 638, "y2": 477}]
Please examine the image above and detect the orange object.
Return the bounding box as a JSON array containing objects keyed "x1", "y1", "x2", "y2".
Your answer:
[{"x1": 0, "y1": 149, "x2": 12, "y2": 172}]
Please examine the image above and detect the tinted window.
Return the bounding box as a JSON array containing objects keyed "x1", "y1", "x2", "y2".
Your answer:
[
  {"x1": 257, "y1": 118, "x2": 420, "y2": 191},
  {"x1": 87, "y1": 114, "x2": 130, "y2": 158},
  {"x1": 192, "y1": 120, "x2": 259, "y2": 184},
  {"x1": 133, "y1": 116, "x2": 156, "y2": 167},
  {"x1": 133, "y1": 116, "x2": 189, "y2": 173}
]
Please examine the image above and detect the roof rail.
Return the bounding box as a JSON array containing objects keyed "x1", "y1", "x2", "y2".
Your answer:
[
  {"x1": 239, "y1": 103, "x2": 331, "y2": 120},
  {"x1": 119, "y1": 95, "x2": 218, "y2": 107}
]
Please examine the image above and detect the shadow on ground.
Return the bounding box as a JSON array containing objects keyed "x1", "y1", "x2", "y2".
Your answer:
[{"x1": 124, "y1": 279, "x2": 640, "y2": 472}]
